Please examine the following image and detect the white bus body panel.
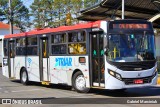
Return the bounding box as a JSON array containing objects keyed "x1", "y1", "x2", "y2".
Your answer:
[
  {"x1": 2, "y1": 58, "x2": 9, "y2": 78},
  {"x1": 10, "y1": 58, "x2": 15, "y2": 77},
  {"x1": 42, "y1": 58, "x2": 49, "y2": 81},
  {"x1": 0, "y1": 36, "x2": 6, "y2": 77},
  {"x1": 3, "y1": 65, "x2": 9, "y2": 78},
  {"x1": 49, "y1": 56, "x2": 90, "y2": 87},
  {"x1": 26, "y1": 56, "x2": 40, "y2": 82},
  {"x1": 14, "y1": 56, "x2": 25, "y2": 79}
]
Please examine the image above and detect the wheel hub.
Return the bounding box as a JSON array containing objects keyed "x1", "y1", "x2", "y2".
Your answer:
[{"x1": 75, "y1": 75, "x2": 86, "y2": 90}]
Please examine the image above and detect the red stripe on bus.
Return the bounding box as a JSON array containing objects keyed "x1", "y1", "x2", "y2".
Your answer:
[
  {"x1": 5, "y1": 32, "x2": 26, "y2": 39},
  {"x1": 4, "y1": 21, "x2": 101, "y2": 39}
]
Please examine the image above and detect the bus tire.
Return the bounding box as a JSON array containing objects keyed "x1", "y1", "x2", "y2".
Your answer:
[
  {"x1": 72, "y1": 71, "x2": 90, "y2": 93},
  {"x1": 20, "y1": 68, "x2": 29, "y2": 85}
]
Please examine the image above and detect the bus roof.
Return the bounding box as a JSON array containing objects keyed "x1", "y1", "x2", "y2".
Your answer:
[
  {"x1": 4, "y1": 20, "x2": 101, "y2": 39},
  {"x1": 4, "y1": 33, "x2": 26, "y2": 39}
]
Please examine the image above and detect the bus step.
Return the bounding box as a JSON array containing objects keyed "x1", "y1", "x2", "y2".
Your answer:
[
  {"x1": 41, "y1": 81, "x2": 50, "y2": 85},
  {"x1": 91, "y1": 86, "x2": 105, "y2": 89},
  {"x1": 9, "y1": 77, "x2": 16, "y2": 80}
]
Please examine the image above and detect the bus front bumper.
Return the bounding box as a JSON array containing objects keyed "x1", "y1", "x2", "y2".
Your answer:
[{"x1": 105, "y1": 74, "x2": 158, "y2": 89}]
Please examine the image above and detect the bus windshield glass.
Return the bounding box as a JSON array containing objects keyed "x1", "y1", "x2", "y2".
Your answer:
[{"x1": 106, "y1": 33, "x2": 155, "y2": 62}]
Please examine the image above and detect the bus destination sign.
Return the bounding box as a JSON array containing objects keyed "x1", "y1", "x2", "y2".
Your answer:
[{"x1": 113, "y1": 24, "x2": 149, "y2": 29}]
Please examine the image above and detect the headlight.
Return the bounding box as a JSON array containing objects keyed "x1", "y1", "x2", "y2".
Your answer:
[
  {"x1": 152, "y1": 68, "x2": 157, "y2": 77},
  {"x1": 108, "y1": 69, "x2": 122, "y2": 81}
]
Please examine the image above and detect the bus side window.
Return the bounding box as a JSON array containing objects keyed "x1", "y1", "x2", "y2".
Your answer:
[
  {"x1": 27, "y1": 37, "x2": 37, "y2": 55},
  {"x1": 16, "y1": 38, "x2": 26, "y2": 56},
  {"x1": 52, "y1": 34, "x2": 66, "y2": 44},
  {"x1": 3, "y1": 40, "x2": 8, "y2": 56},
  {"x1": 78, "y1": 31, "x2": 86, "y2": 42},
  {"x1": 51, "y1": 33, "x2": 67, "y2": 55},
  {"x1": 68, "y1": 31, "x2": 86, "y2": 54}
]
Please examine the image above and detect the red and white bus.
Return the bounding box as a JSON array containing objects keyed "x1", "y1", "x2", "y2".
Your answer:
[{"x1": 2, "y1": 19, "x2": 158, "y2": 93}]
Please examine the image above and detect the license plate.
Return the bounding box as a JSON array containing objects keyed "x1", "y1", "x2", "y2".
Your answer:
[{"x1": 134, "y1": 79, "x2": 143, "y2": 84}]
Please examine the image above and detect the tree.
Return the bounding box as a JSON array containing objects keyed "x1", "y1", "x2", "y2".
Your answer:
[
  {"x1": 83, "y1": 0, "x2": 98, "y2": 8},
  {"x1": 53, "y1": 0, "x2": 66, "y2": 26},
  {"x1": 71, "y1": 0, "x2": 83, "y2": 24},
  {"x1": 30, "y1": 0, "x2": 58, "y2": 28},
  {"x1": 0, "y1": 0, "x2": 30, "y2": 32},
  {"x1": 30, "y1": 0, "x2": 44, "y2": 29},
  {"x1": 30, "y1": 0, "x2": 100, "y2": 28}
]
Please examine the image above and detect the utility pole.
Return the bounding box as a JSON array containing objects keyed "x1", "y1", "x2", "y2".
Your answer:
[
  {"x1": 122, "y1": 0, "x2": 125, "y2": 19},
  {"x1": 9, "y1": 0, "x2": 13, "y2": 34}
]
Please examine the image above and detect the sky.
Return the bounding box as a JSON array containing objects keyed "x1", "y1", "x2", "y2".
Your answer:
[
  {"x1": 22, "y1": 0, "x2": 34, "y2": 10},
  {"x1": 22, "y1": 0, "x2": 34, "y2": 31}
]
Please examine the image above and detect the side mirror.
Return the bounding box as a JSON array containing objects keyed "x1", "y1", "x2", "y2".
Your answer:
[{"x1": 104, "y1": 47, "x2": 109, "y2": 56}]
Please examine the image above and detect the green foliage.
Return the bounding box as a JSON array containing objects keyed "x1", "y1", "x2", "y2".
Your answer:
[
  {"x1": 0, "y1": 0, "x2": 100, "y2": 30},
  {"x1": 0, "y1": 0, "x2": 30, "y2": 32},
  {"x1": 30, "y1": 0, "x2": 100, "y2": 28}
]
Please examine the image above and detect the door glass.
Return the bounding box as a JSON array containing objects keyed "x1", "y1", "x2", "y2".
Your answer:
[
  {"x1": 92, "y1": 34, "x2": 99, "y2": 83},
  {"x1": 99, "y1": 34, "x2": 104, "y2": 83},
  {"x1": 42, "y1": 39, "x2": 48, "y2": 58},
  {"x1": 91, "y1": 33, "x2": 105, "y2": 86},
  {"x1": 9, "y1": 42, "x2": 15, "y2": 58}
]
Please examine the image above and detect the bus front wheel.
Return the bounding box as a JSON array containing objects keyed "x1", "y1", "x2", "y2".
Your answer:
[
  {"x1": 72, "y1": 71, "x2": 90, "y2": 93},
  {"x1": 20, "y1": 68, "x2": 29, "y2": 85}
]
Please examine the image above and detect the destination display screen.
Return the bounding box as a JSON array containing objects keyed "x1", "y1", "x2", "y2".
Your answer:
[{"x1": 113, "y1": 24, "x2": 149, "y2": 29}]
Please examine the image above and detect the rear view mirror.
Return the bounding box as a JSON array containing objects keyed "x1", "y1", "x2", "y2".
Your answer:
[{"x1": 104, "y1": 47, "x2": 109, "y2": 56}]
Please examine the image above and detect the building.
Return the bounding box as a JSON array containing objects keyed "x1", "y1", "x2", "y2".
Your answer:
[{"x1": 0, "y1": 22, "x2": 20, "y2": 35}]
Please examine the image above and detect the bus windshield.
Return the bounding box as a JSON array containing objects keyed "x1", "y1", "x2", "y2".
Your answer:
[{"x1": 106, "y1": 33, "x2": 155, "y2": 62}]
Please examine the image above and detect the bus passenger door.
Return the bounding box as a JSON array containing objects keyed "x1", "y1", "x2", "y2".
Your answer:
[
  {"x1": 8, "y1": 40, "x2": 16, "y2": 78},
  {"x1": 39, "y1": 37, "x2": 49, "y2": 82},
  {"x1": 90, "y1": 33, "x2": 105, "y2": 87}
]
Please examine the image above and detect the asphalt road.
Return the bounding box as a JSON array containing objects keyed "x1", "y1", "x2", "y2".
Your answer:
[{"x1": 0, "y1": 67, "x2": 160, "y2": 107}]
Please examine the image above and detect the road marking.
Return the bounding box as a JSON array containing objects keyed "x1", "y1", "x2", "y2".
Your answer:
[{"x1": 11, "y1": 89, "x2": 42, "y2": 93}]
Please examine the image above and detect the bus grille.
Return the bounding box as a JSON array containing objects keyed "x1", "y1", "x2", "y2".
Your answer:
[
  {"x1": 123, "y1": 76, "x2": 153, "y2": 85},
  {"x1": 109, "y1": 61, "x2": 156, "y2": 71}
]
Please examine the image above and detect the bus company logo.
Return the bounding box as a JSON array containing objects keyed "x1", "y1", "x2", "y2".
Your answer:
[
  {"x1": 137, "y1": 73, "x2": 142, "y2": 77},
  {"x1": 55, "y1": 57, "x2": 72, "y2": 67},
  {"x1": 27, "y1": 58, "x2": 32, "y2": 66}
]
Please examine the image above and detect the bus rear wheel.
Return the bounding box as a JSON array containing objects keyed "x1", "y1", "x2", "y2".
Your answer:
[
  {"x1": 20, "y1": 68, "x2": 29, "y2": 85},
  {"x1": 72, "y1": 71, "x2": 90, "y2": 93}
]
